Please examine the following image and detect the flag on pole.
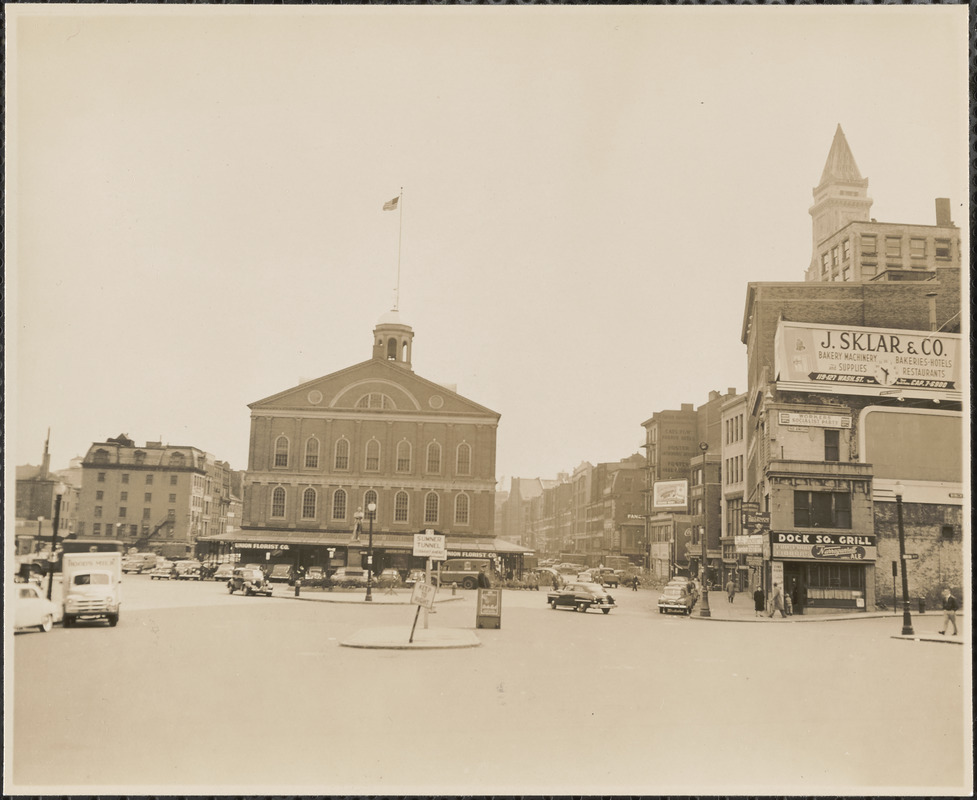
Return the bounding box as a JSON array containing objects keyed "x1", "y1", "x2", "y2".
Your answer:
[{"x1": 383, "y1": 196, "x2": 399, "y2": 211}]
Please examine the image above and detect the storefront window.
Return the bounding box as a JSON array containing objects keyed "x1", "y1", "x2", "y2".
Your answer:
[{"x1": 793, "y1": 491, "x2": 851, "y2": 528}]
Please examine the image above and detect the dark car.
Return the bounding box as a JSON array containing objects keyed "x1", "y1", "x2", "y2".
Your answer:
[
  {"x1": 658, "y1": 584, "x2": 695, "y2": 615},
  {"x1": 305, "y1": 566, "x2": 325, "y2": 582},
  {"x1": 213, "y1": 562, "x2": 235, "y2": 581},
  {"x1": 228, "y1": 567, "x2": 273, "y2": 596},
  {"x1": 267, "y1": 564, "x2": 296, "y2": 584},
  {"x1": 547, "y1": 582, "x2": 616, "y2": 614},
  {"x1": 591, "y1": 568, "x2": 621, "y2": 588}
]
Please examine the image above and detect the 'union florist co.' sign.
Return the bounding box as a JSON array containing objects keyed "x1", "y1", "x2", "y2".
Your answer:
[
  {"x1": 771, "y1": 531, "x2": 877, "y2": 562},
  {"x1": 774, "y1": 320, "x2": 961, "y2": 401}
]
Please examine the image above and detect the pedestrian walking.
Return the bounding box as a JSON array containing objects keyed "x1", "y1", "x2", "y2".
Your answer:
[
  {"x1": 784, "y1": 591, "x2": 793, "y2": 616},
  {"x1": 528, "y1": 571, "x2": 539, "y2": 591},
  {"x1": 552, "y1": 572, "x2": 561, "y2": 591},
  {"x1": 938, "y1": 588, "x2": 958, "y2": 636},
  {"x1": 725, "y1": 578, "x2": 736, "y2": 604},
  {"x1": 631, "y1": 576, "x2": 640, "y2": 591},
  {"x1": 768, "y1": 582, "x2": 787, "y2": 618},
  {"x1": 477, "y1": 565, "x2": 492, "y2": 589},
  {"x1": 753, "y1": 585, "x2": 765, "y2": 617}
]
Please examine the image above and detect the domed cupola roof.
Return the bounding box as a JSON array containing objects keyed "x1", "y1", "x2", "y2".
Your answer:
[{"x1": 372, "y1": 308, "x2": 414, "y2": 369}]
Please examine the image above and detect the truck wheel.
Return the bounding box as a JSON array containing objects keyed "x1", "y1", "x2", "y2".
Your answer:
[
  {"x1": 39, "y1": 614, "x2": 53, "y2": 632},
  {"x1": 107, "y1": 614, "x2": 119, "y2": 627},
  {"x1": 602, "y1": 608, "x2": 611, "y2": 615},
  {"x1": 549, "y1": 600, "x2": 557, "y2": 609},
  {"x1": 462, "y1": 578, "x2": 476, "y2": 590},
  {"x1": 63, "y1": 615, "x2": 74, "y2": 628}
]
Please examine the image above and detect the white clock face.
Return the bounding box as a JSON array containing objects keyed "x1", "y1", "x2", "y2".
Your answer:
[{"x1": 308, "y1": 390, "x2": 323, "y2": 405}]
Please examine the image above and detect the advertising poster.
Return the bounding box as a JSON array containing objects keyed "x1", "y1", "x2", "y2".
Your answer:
[{"x1": 653, "y1": 480, "x2": 689, "y2": 510}]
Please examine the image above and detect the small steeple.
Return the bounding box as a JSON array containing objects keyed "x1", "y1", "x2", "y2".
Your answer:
[
  {"x1": 41, "y1": 428, "x2": 51, "y2": 479},
  {"x1": 372, "y1": 309, "x2": 414, "y2": 369},
  {"x1": 817, "y1": 124, "x2": 864, "y2": 186}
]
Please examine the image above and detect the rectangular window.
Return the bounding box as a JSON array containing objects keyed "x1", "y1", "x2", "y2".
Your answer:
[
  {"x1": 169, "y1": 493, "x2": 176, "y2": 503},
  {"x1": 120, "y1": 491, "x2": 128, "y2": 502},
  {"x1": 146, "y1": 474, "x2": 154, "y2": 485},
  {"x1": 885, "y1": 236, "x2": 901, "y2": 260},
  {"x1": 98, "y1": 472, "x2": 106, "y2": 483},
  {"x1": 831, "y1": 246, "x2": 839, "y2": 267},
  {"x1": 170, "y1": 475, "x2": 178, "y2": 486},
  {"x1": 122, "y1": 473, "x2": 129, "y2": 484},
  {"x1": 395, "y1": 493, "x2": 409, "y2": 523},
  {"x1": 96, "y1": 490, "x2": 104, "y2": 501},
  {"x1": 842, "y1": 267, "x2": 850, "y2": 281},
  {"x1": 144, "y1": 492, "x2": 152, "y2": 502},
  {"x1": 820, "y1": 253, "x2": 830, "y2": 274},
  {"x1": 93, "y1": 523, "x2": 101, "y2": 536},
  {"x1": 860, "y1": 234, "x2": 877, "y2": 256},
  {"x1": 842, "y1": 240, "x2": 850, "y2": 262},
  {"x1": 934, "y1": 238, "x2": 951, "y2": 260},
  {"x1": 130, "y1": 524, "x2": 138, "y2": 536},
  {"x1": 76, "y1": 522, "x2": 85, "y2": 536},
  {"x1": 119, "y1": 507, "x2": 127, "y2": 518},
  {"x1": 909, "y1": 238, "x2": 926, "y2": 259},
  {"x1": 94, "y1": 505, "x2": 103, "y2": 518},
  {"x1": 167, "y1": 508, "x2": 176, "y2": 521},
  {"x1": 824, "y1": 430, "x2": 840, "y2": 462},
  {"x1": 793, "y1": 491, "x2": 852, "y2": 529},
  {"x1": 143, "y1": 507, "x2": 151, "y2": 520}
]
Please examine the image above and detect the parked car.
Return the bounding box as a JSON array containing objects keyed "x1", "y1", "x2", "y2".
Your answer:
[
  {"x1": 122, "y1": 553, "x2": 158, "y2": 574},
  {"x1": 591, "y1": 568, "x2": 621, "y2": 587},
  {"x1": 228, "y1": 567, "x2": 273, "y2": 596},
  {"x1": 173, "y1": 560, "x2": 203, "y2": 580},
  {"x1": 556, "y1": 562, "x2": 586, "y2": 574},
  {"x1": 149, "y1": 561, "x2": 177, "y2": 580},
  {"x1": 305, "y1": 566, "x2": 325, "y2": 582},
  {"x1": 15, "y1": 582, "x2": 58, "y2": 632},
  {"x1": 331, "y1": 567, "x2": 368, "y2": 586},
  {"x1": 267, "y1": 564, "x2": 296, "y2": 584},
  {"x1": 376, "y1": 569, "x2": 402, "y2": 588},
  {"x1": 658, "y1": 584, "x2": 695, "y2": 615},
  {"x1": 547, "y1": 582, "x2": 616, "y2": 614},
  {"x1": 213, "y1": 563, "x2": 235, "y2": 581}
]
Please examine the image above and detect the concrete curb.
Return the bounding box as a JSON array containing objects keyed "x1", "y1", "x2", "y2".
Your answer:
[
  {"x1": 891, "y1": 633, "x2": 965, "y2": 645},
  {"x1": 340, "y1": 626, "x2": 481, "y2": 650}
]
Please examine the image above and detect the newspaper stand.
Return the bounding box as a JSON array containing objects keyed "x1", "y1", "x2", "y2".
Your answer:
[{"x1": 476, "y1": 588, "x2": 502, "y2": 629}]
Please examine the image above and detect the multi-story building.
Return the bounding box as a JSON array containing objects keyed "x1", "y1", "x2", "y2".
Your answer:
[
  {"x1": 805, "y1": 125, "x2": 962, "y2": 285},
  {"x1": 204, "y1": 310, "x2": 520, "y2": 576},
  {"x1": 14, "y1": 433, "x2": 79, "y2": 553},
  {"x1": 77, "y1": 434, "x2": 234, "y2": 559},
  {"x1": 741, "y1": 281, "x2": 963, "y2": 612},
  {"x1": 720, "y1": 392, "x2": 748, "y2": 589}
]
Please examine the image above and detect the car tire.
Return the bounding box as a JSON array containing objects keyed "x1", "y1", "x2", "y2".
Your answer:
[
  {"x1": 549, "y1": 600, "x2": 557, "y2": 609},
  {"x1": 63, "y1": 614, "x2": 74, "y2": 628},
  {"x1": 462, "y1": 578, "x2": 477, "y2": 590},
  {"x1": 602, "y1": 608, "x2": 611, "y2": 615},
  {"x1": 39, "y1": 614, "x2": 53, "y2": 632},
  {"x1": 228, "y1": 584, "x2": 235, "y2": 594},
  {"x1": 577, "y1": 603, "x2": 587, "y2": 613},
  {"x1": 107, "y1": 614, "x2": 119, "y2": 627}
]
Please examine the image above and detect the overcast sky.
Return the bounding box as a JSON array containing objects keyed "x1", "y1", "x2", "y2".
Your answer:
[{"x1": 6, "y1": 5, "x2": 969, "y2": 489}]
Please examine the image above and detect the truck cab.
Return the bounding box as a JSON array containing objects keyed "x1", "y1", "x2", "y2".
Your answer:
[{"x1": 62, "y1": 552, "x2": 122, "y2": 627}]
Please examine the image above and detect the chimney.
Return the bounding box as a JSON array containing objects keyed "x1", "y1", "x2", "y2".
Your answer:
[
  {"x1": 935, "y1": 198, "x2": 952, "y2": 227},
  {"x1": 708, "y1": 390, "x2": 720, "y2": 401}
]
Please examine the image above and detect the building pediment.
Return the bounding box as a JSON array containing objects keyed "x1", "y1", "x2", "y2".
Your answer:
[{"x1": 249, "y1": 359, "x2": 500, "y2": 420}]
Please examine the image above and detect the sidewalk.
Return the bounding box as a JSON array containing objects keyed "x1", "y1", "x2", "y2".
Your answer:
[
  {"x1": 689, "y1": 591, "x2": 966, "y2": 644},
  {"x1": 273, "y1": 586, "x2": 464, "y2": 606}
]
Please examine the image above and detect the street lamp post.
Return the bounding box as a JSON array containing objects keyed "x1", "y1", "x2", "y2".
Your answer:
[
  {"x1": 365, "y1": 502, "x2": 377, "y2": 602},
  {"x1": 894, "y1": 482, "x2": 914, "y2": 635},
  {"x1": 698, "y1": 442, "x2": 711, "y2": 618}
]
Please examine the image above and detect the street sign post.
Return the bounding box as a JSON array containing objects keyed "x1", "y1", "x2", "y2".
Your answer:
[
  {"x1": 413, "y1": 531, "x2": 447, "y2": 561},
  {"x1": 409, "y1": 580, "x2": 438, "y2": 643},
  {"x1": 901, "y1": 553, "x2": 919, "y2": 560}
]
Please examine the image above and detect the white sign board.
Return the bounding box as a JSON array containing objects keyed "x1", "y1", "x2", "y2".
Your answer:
[
  {"x1": 410, "y1": 580, "x2": 437, "y2": 610},
  {"x1": 653, "y1": 480, "x2": 688, "y2": 510},
  {"x1": 413, "y1": 531, "x2": 447, "y2": 560}
]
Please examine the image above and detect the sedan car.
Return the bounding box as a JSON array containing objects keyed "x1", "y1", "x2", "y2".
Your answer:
[
  {"x1": 228, "y1": 567, "x2": 273, "y2": 596},
  {"x1": 267, "y1": 563, "x2": 296, "y2": 584},
  {"x1": 212, "y1": 563, "x2": 235, "y2": 581},
  {"x1": 174, "y1": 560, "x2": 203, "y2": 580},
  {"x1": 547, "y1": 582, "x2": 616, "y2": 614},
  {"x1": 330, "y1": 567, "x2": 368, "y2": 585},
  {"x1": 375, "y1": 569, "x2": 402, "y2": 588},
  {"x1": 404, "y1": 569, "x2": 427, "y2": 587},
  {"x1": 149, "y1": 562, "x2": 177, "y2": 580},
  {"x1": 658, "y1": 584, "x2": 695, "y2": 615},
  {"x1": 15, "y1": 582, "x2": 58, "y2": 632}
]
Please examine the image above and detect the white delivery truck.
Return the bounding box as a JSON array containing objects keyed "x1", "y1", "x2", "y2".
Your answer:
[{"x1": 62, "y1": 551, "x2": 122, "y2": 627}]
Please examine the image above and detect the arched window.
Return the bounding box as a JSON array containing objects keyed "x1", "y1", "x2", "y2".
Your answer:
[
  {"x1": 456, "y1": 443, "x2": 472, "y2": 476},
  {"x1": 271, "y1": 487, "x2": 286, "y2": 518},
  {"x1": 394, "y1": 491, "x2": 409, "y2": 523},
  {"x1": 424, "y1": 491, "x2": 439, "y2": 524},
  {"x1": 355, "y1": 393, "x2": 395, "y2": 410},
  {"x1": 332, "y1": 489, "x2": 347, "y2": 520},
  {"x1": 305, "y1": 438, "x2": 319, "y2": 469},
  {"x1": 302, "y1": 488, "x2": 317, "y2": 519},
  {"x1": 426, "y1": 442, "x2": 441, "y2": 473},
  {"x1": 365, "y1": 440, "x2": 380, "y2": 471},
  {"x1": 364, "y1": 490, "x2": 378, "y2": 517},
  {"x1": 334, "y1": 438, "x2": 350, "y2": 470},
  {"x1": 396, "y1": 441, "x2": 412, "y2": 472},
  {"x1": 274, "y1": 436, "x2": 289, "y2": 468},
  {"x1": 454, "y1": 493, "x2": 470, "y2": 525},
  {"x1": 386, "y1": 338, "x2": 397, "y2": 359}
]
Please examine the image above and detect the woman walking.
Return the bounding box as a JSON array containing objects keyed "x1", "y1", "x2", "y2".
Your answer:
[{"x1": 753, "y1": 584, "x2": 765, "y2": 617}]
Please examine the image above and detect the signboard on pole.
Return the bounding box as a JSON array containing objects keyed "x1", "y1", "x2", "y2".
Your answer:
[
  {"x1": 413, "y1": 530, "x2": 447, "y2": 561},
  {"x1": 476, "y1": 588, "x2": 502, "y2": 629},
  {"x1": 410, "y1": 580, "x2": 437, "y2": 610}
]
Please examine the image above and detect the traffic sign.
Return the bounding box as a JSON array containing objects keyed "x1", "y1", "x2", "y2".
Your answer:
[
  {"x1": 413, "y1": 531, "x2": 447, "y2": 560},
  {"x1": 902, "y1": 553, "x2": 919, "y2": 560}
]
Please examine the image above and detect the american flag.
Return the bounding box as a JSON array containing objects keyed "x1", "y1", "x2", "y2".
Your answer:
[{"x1": 383, "y1": 196, "x2": 399, "y2": 211}]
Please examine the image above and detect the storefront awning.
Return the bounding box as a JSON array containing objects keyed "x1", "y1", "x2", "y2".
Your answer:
[{"x1": 197, "y1": 530, "x2": 533, "y2": 556}]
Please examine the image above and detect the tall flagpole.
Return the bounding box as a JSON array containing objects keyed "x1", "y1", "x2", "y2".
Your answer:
[{"x1": 394, "y1": 187, "x2": 404, "y2": 311}]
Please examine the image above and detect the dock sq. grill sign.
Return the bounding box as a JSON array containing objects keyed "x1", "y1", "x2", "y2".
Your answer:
[{"x1": 771, "y1": 532, "x2": 876, "y2": 562}]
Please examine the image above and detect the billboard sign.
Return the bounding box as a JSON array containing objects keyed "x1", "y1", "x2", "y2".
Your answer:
[
  {"x1": 653, "y1": 480, "x2": 688, "y2": 510},
  {"x1": 774, "y1": 320, "x2": 961, "y2": 400},
  {"x1": 413, "y1": 530, "x2": 447, "y2": 560}
]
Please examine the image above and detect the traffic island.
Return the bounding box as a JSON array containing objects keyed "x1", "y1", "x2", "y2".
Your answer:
[{"x1": 340, "y1": 626, "x2": 481, "y2": 650}]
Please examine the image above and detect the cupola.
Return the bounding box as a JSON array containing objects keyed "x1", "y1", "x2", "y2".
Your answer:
[{"x1": 372, "y1": 309, "x2": 414, "y2": 369}]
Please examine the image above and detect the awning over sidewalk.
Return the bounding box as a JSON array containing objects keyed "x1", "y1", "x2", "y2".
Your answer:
[{"x1": 197, "y1": 530, "x2": 532, "y2": 556}]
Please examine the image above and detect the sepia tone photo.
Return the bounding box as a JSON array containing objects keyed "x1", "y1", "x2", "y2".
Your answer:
[{"x1": 4, "y1": 4, "x2": 971, "y2": 796}]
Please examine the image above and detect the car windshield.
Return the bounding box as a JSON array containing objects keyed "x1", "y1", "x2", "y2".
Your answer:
[
  {"x1": 74, "y1": 573, "x2": 111, "y2": 586},
  {"x1": 662, "y1": 586, "x2": 685, "y2": 598}
]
